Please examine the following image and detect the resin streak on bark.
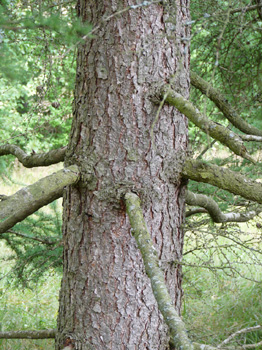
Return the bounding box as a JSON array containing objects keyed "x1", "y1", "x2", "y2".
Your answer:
[{"x1": 57, "y1": 1, "x2": 190, "y2": 349}]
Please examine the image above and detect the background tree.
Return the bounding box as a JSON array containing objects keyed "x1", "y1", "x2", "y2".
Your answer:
[{"x1": 1, "y1": 0, "x2": 262, "y2": 349}]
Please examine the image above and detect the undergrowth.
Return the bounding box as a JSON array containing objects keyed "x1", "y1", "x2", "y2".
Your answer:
[{"x1": 182, "y1": 226, "x2": 262, "y2": 348}]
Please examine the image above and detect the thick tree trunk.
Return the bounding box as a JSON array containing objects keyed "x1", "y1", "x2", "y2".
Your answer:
[{"x1": 57, "y1": 1, "x2": 190, "y2": 349}]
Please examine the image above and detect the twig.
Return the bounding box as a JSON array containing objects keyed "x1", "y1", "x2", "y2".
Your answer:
[{"x1": 218, "y1": 325, "x2": 262, "y2": 347}]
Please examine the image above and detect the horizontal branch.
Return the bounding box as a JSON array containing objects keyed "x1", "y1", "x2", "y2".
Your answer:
[
  {"x1": 186, "y1": 190, "x2": 262, "y2": 222},
  {"x1": 0, "y1": 144, "x2": 66, "y2": 167},
  {"x1": 0, "y1": 329, "x2": 56, "y2": 339},
  {"x1": 242, "y1": 341, "x2": 262, "y2": 349},
  {"x1": 6, "y1": 229, "x2": 58, "y2": 245},
  {"x1": 159, "y1": 86, "x2": 254, "y2": 162},
  {"x1": 183, "y1": 159, "x2": 262, "y2": 204},
  {"x1": 186, "y1": 207, "x2": 208, "y2": 217},
  {"x1": 190, "y1": 71, "x2": 262, "y2": 137},
  {"x1": 0, "y1": 165, "x2": 80, "y2": 233},
  {"x1": 230, "y1": 3, "x2": 262, "y2": 14},
  {"x1": 240, "y1": 134, "x2": 262, "y2": 142}
]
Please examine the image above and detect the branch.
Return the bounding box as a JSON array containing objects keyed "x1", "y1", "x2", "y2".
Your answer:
[
  {"x1": 6, "y1": 229, "x2": 58, "y2": 245},
  {"x1": 0, "y1": 165, "x2": 79, "y2": 233},
  {"x1": 186, "y1": 190, "x2": 262, "y2": 222},
  {"x1": 183, "y1": 159, "x2": 262, "y2": 204},
  {"x1": 125, "y1": 192, "x2": 193, "y2": 350},
  {"x1": 0, "y1": 144, "x2": 66, "y2": 167},
  {"x1": 190, "y1": 72, "x2": 262, "y2": 137},
  {"x1": 158, "y1": 86, "x2": 255, "y2": 163},
  {"x1": 230, "y1": 3, "x2": 262, "y2": 14},
  {"x1": 242, "y1": 341, "x2": 262, "y2": 349},
  {"x1": 186, "y1": 207, "x2": 208, "y2": 217},
  {"x1": 0, "y1": 329, "x2": 56, "y2": 339},
  {"x1": 240, "y1": 134, "x2": 262, "y2": 142},
  {"x1": 218, "y1": 325, "x2": 262, "y2": 347},
  {"x1": 125, "y1": 192, "x2": 260, "y2": 350}
]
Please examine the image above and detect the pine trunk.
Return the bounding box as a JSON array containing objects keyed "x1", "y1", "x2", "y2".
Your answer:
[{"x1": 57, "y1": 1, "x2": 190, "y2": 349}]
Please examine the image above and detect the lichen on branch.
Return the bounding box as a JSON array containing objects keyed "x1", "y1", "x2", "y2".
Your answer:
[
  {"x1": 190, "y1": 71, "x2": 262, "y2": 137},
  {"x1": 183, "y1": 159, "x2": 262, "y2": 204},
  {"x1": 0, "y1": 165, "x2": 80, "y2": 233},
  {"x1": 186, "y1": 190, "x2": 262, "y2": 222},
  {"x1": 124, "y1": 192, "x2": 193, "y2": 350},
  {"x1": 0, "y1": 144, "x2": 66, "y2": 167},
  {"x1": 157, "y1": 85, "x2": 255, "y2": 163}
]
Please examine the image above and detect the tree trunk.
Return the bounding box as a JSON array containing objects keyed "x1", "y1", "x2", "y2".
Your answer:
[{"x1": 57, "y1": 1, "x2": 190, "y2": 349}]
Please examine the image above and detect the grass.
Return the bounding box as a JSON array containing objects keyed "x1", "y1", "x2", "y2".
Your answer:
[
  {"x1": 1, "y1": 160, "x2": 262, "y2": 349},
  {"x1": 0, "y1": 239, "x2": 61, "y2": 350},
  {"x1": 182, "y1": 226, "x2": 262, "y2": 348},
  {"x1": 0, "y1": 162, "x2": 62, "y2": 350}
]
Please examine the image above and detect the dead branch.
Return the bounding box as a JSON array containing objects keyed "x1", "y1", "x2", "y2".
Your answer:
[
  {"x1": 0, "y1": 165, "x2": 79, "y2": 233},
  {"x1": 186, "y1": 207, "x2": 208, "y2": 217},
  {"x1": 190, "y1": 72, "x2": 262, "y2": 137},
  {"x1": 218, "y1": 325, "x2": 262, "y2": 347},
  {"x1": 182, "y1": 159, "x2": 262, "y2": 204},
  {"x1": 230, "y1": 3, "x2": 262, "y2": 14},
  {"x1": 6, "y1": 229, "x2": 58, "y2": 245},
  {"x1": 0, "y1": 144, "x2": 67, "y2": 167},
  {"x1": 125, "y1": 192, "x2": 193, "y2": 350},
  {"x1": 186, "y1": 190, "x2": 262, "y2": 222},
  {"x1": 158, "y1": 86, "x2": 254, "y2": 163},
  {"x1": 240, "y1": 134, "x2": 262, "y2": 142},
  {"x1": 0, "y1": 329, "x2": 56, "y2": 339}
]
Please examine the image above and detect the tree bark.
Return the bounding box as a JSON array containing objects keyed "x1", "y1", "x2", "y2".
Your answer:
[{"x1": 57, "y1": 1, "x2": 190, "y2": 349}]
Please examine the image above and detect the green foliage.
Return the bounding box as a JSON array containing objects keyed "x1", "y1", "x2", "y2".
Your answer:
[
  {"x1": 0, "y1": 256, "x2": 59, "y2": 350},
  {"x1": 0, "y1": 200, "x2": 62, "y2": 287},
  {"x1": 190, "y1": 0, "x2": 262, "y2": 155},
  {"x1": 0, "y1": 0, "x2": 92, "y2": 154}
]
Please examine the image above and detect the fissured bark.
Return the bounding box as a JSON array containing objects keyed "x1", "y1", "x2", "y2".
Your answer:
[{"x1": 57, "y1": 1, "x2": 190, "y2": 349}]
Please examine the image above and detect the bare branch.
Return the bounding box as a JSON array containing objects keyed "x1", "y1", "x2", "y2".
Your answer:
[
  {"x1": 125, "y1": 192, "x2": 193, "y2": 350},
  {"x1": 186, "y1": 207, "x2": 208, "y2": 217},
  {"x1": 0, "y1": 144, "x2": 66, "y2": 167},
  {"x1": 125, "y1": 192, "x2": 261, "y2": 350},
  {"x1": 158, "y1": 86, "x2": 255, "y2": 163},
  {"x1": 190, "y1": 72, "x2": 262, "y2": 137},
  {"x1": 240, "y1": 134, "x2": 262, "y2": 142},
  {"x1": 0, "y1": 329, "x2": 56, "y2": 339},
  {"x1": 6, "y1": 229, "x2": 58, "y2": 245},
  {"x1": 182, "y1": 159, "x2": 262, "y2": 204},
  {"x1": 242, "y1": 341, "x2": 262, "y2": 349},
  {"x1": 0, "y1": 165, "x2": 80, "y2": 233},
  {"x1": 230, "y1": 3, "x2": 262, "y2": 14},
  {"x1": 218, "y1": 325, "x2": 262, "y2": 347},
  {"x1": 186, "y1": 190, "x2": 262, "y2": 222}
]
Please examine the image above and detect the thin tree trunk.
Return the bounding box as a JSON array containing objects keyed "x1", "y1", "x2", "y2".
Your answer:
[{"x1": 57, "y1": 1, "x2": 190, "y2": 349}]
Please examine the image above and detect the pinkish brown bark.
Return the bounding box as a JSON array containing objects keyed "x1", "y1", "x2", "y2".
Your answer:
[{"x1": 57, "y1": 1, "x2": 190, "y2": 349}]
